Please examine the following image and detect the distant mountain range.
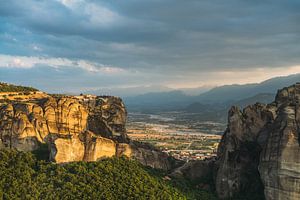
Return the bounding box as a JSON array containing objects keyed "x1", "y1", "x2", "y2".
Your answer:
[
  {"x1": 124, "y1": 73, "x2": 300, "y2": 112},
  {"x1": 85, "y1": 85, "x2": 212, "y2": 98},
  {"x1": 85, "y1": 85, "x2": 173, "y2": 97},
  {"x1": 184, "y1": 93, "x2": 274, "y2": 113},
  {"x1": 182, "y1": 93, "x2": 276, "y2": 122},
  {"x1": 194, "y1": 73, "x2": 300, "y2": 103}
]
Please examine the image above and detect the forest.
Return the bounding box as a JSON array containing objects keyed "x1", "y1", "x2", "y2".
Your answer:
[{"x1": 0, "y1": 149, "x2": 216, "y2": 200}]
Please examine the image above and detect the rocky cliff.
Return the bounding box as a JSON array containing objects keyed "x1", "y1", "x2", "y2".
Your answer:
[
  {"x1": 214, "y1": 83, "x2": 300, "y2": 199},
  {"x1": 259, "y1": 84, "x2": 300, "y2": 200},
  {"x1": 0, "y1": 94, "x2": 171, "y2": 169}
]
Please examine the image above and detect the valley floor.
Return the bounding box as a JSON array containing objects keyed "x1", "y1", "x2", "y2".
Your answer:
[{"x1": 127, "y1": 112, "x2": 224, "y2": 161}]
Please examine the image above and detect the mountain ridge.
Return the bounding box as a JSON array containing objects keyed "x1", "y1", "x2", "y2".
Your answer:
[{"x1": 124, "y1": 73, "x2": 300, "y2": 112}]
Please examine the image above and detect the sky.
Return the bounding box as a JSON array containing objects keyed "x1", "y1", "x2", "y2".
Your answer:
[{"x1": 0, "y1": 0, "x2": 300, "y2": 94}]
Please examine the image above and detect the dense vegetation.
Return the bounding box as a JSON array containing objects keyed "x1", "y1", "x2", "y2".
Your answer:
[
  {"x1": 0, "y1": 149, "x2": 217, "y2": 200},
  {"x1": 0, "y1": 82, "x2": 38, "y2": 92}
]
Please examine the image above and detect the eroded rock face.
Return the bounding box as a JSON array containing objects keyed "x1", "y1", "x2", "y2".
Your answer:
[
  {"x1": 0, "y1": 97, "x2": 89, "y2": 151},
  {"x1": 0, "y1": 96, "x2": 127, "y2": 150},
  {"x1": 86, "y1": 96, "x2": 127, "y2": 140},
  {"x1": 259, "y1": 84, "x2": 300, "y2": 200},
  {"x1": 49, "y1": 132, "x2": 171, "y2": 169},
  {"x1": 215, "y1": 103, "x2": 275, "y2": 199},
  {"x1": 215, "y1": 83, "x2": 300, "y2": 200},
  {"x1": 50, "y1": 131, "x2": 117, "y2": 163},
  {"x1": 50, "y1": 134, "x2": 85, "y2": 163},
  {"x1": 0, "y1": 95, "x2": 172, "y2": 170},
  {"x1": 43, "y1": 98, "x2": 88, "y2": 136}
]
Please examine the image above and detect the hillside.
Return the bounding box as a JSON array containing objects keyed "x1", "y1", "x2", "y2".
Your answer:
[
  {"x1": 234, "y1": 93, "x2": 275, "y2": 108},
  {"x1": 0, "y1": 82, "x2": 48, "y2": 102},
  {"x1": 0, "y1": 149, "x2": 216, "y2": 200},
  {"x1": 0, "y1": 82, "x2": 38, "y2": 92}
]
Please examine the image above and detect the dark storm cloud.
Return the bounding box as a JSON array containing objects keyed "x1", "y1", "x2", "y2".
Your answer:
[{"x1": 0, "y1": 0, "x2": 300, "y2": 92}]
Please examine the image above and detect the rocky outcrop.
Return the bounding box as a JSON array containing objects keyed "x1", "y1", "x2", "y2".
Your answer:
[
  {"x1": 0, "y1": 97, "x2": 89, "y2": 151},
  {"x1": 215, "y1": 103, "x2": 275, "y2": 199},
  {"x1": 129, "y1": 142, "x2": 171, "y2": 170},
  {"x1": 215, "y1": 83, "x2": 300, "y2": 200},
  {"x1": 50, "y1": 131, "x2": 118, "y2": 163},
  {"x1": 86, "y1": 96, "x2": 127, "y2": 140},
  {"x1": 0, "y1": 95, "x2": 126, "y2": 154},
  {"x1": 0, "y1": 94, "x2": 172, "y2": 170},
  {"x1": 48, "y1": 131, "x2": 171, "y2": 169},
  {"x1": 170, "y1": 159, "x2": 213, "y2": 182},
  {"x1": 259, "y1": 84, "x2": 300, "y2": 200}
]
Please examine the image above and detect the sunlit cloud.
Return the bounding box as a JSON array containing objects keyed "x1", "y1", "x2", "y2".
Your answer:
[
  {"x1": 213, "y1": 66, "x2": 300, "y2": 85},
  {"x1": 166, "y1": 66, "x2": 300, "y2": 88},
  {"x1": 0, "y1": 54, "x2": 125, "y2": 74},
  {"x1": 56, "y1": 0, "x2": 123, "y2": 27}
]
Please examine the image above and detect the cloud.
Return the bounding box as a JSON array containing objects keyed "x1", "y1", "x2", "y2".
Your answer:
[
  {"x1": 55, "y1": 0, "x2": 124, "y2": 28},
  {"x1": 0, "y1": 0, "x2": 299, "y2": 92},
  {"x1": 0, "y1": 54, "x2": 125, "y2": 74}
]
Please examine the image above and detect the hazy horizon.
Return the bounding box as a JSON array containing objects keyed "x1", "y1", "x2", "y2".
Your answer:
[{"x1": 2, "y1": 72, "x2": 300, "y2": 98}]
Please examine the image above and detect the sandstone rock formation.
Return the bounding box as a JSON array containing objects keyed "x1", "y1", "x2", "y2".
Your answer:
[
  {"x1": 259, "y1": 84, "x2": 300, "y2": 200},
  {"x1": 49, "y1": 131, "x2": 117, "y2": 163},
  {"x1": 86, "y1": 96, "x2": 127, "y2": 140},
  {"x1": 214, "y1": 83, "x2": 300, "y2": 200},
  {"x1": 0, "y1": 97, "x2": 90, "y2": 151},
  {"x1": 215, "y1": 103, "x2": 275, "y2": 199},
  {"x1": 0, "y1": 94, "x2": 171, "y2": 170}
]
